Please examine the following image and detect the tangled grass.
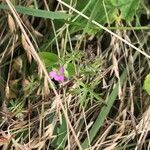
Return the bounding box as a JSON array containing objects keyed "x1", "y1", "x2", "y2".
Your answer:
[{"x1": 0, "y1": 0, "x2": 150, "y2": 149}]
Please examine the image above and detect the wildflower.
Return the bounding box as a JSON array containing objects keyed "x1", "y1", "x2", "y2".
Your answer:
[{"x1": 49, "y1": 67, "x2": 65, "y2": 82}]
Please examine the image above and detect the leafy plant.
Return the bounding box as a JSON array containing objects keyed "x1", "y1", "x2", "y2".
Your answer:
[{"x1": 63, "y1": 0, "x2": 140, "y2": 34}]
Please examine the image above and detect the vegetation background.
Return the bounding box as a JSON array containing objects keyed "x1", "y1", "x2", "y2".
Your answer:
[{"x1": 0, "y1": 0, "x2": 150, "y2": 149}]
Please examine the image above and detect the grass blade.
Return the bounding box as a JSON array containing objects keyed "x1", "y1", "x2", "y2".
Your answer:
[
  {"x1": 81, "y1": 52, "x2": 139, "y2": 149},
  {"x1": 0, "y1": 4, "x2": 70, "y2": 20},
  {"x1": 81, "y1": 70, "x2": 127, "y2": 149}
]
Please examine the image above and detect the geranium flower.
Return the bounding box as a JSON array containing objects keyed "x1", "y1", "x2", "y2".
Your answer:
[{"x1": 49, "y1": 67, "x2": 65, "y2": 82}]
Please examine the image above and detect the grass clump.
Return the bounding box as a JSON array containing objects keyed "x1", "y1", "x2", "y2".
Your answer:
[{"x1": 0, "y1": 0, "x2": 150, "y2": 149}]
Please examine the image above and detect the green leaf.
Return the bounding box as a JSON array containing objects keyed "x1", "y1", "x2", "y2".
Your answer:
[
  {"x1": 120, "y1": 0, "x2": 140, "y2": 21},
  {"x1": 143, "y1": 73, "x2": 150, "y2": 95},
  {"x1": 107, "y1": 0, "x2": 140, "y2": 21},
  {"x1": 0, "y1": 4, "x2": 70, "y2": 20},
  {"x1": 38, "y1": 52, "x2": 59, "y2": 67},
  {"x1": 66, "y1": 63, "x2": 76, "y2": 77}
]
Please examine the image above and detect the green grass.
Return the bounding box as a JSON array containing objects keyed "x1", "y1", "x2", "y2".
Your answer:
[{"x1": 0, "y1": 0, "x2": 150, "y2": 149}]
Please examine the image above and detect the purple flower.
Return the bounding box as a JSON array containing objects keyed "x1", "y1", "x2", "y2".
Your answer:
[
  {"x1": 59, "y1": 67, "x2": 64, "y2": 73},
  {"x1": 49, "y1": 67, "x2": 65, "y2": 82}
]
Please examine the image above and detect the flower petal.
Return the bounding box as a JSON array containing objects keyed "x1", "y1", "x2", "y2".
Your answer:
[
  {"x1": 49, "y1": 67, "x2": 65, "y2": 82},
  {"x1": 49, "y1": 71, "x2": 57, "y2": 78},
  {"x1": 54, "y1": 75, "x2": 64, "y2": 82},
  {"x1": 59, "y1": 67, "x2": 64, "y2": 73}
]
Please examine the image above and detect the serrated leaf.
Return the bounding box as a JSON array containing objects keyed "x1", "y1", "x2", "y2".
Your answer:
[{"x1": 143, "y1": 73, "x2": 150, "y2": 95}]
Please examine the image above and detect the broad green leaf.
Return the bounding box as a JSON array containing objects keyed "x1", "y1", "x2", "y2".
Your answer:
[
  {"x1": 143, "y1": 73, "x2": 150, "y2": 95},
  {"x1": 0, "y1": 4, "x2": 70, "y2": 20},
  {"x1": 108, "y1": 0, "x2": 127, "y2": 7},
  {"x1": 108, "y1": 0, "x2": 140, "y2": 21},
  {"x1": 120, "y1": 0, "x2": 140, "y2": 21},
  {"x1": 38, "y1": 52, "x2": 59, "y2": 67}
]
